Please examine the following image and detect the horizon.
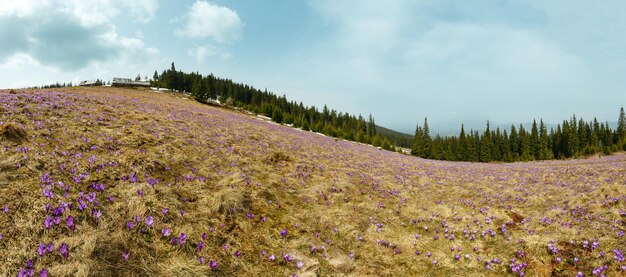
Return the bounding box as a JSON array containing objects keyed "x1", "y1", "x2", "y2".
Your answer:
[{"x1": 1, "y1": 1, "x2": 625, "y2": 134}]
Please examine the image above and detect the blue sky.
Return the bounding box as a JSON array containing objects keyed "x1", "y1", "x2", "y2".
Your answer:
[{"x1": 1, "y1": 0, "x2": 625, "y2": 134}]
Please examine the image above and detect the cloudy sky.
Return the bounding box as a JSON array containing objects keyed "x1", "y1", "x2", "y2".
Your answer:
[{"x1": 1, "y1": 0, "x2": 625, "y2": 134}]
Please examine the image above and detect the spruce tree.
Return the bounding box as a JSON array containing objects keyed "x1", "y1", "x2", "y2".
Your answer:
[
  {"x1": 411, "y1": 122, "x2": 422, "y2": 157},
  {"x1": 618, "y1": 106, "x2": 626, "y2": 143},
  {"x1": 479, "y1": 121, "x2": 493, "y2": 162},
  {"x1": 509, "y1": 125, "x2": 520, "y2": 161},
  {"x1": 421, "y1": 118, "x2": 432, "y2": 158},
  {"x1": 530, "y1": 119, "x2": 540, "y2": 160},
  {"x1": 539, "y1": 119, "x2": 550, "y2": 160},
  {"x1": 191, "y1": 79, "x2": 206, "y2": 103},
  {"x1": 459, "y1": 125, "x2": 467, "y2": 161}
]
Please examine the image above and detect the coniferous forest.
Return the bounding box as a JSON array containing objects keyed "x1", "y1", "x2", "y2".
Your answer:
[
  {"x1": 151, "y1": 63, "x2": 626, "y2": 163},
  {"x1": 411, "y1": 111, "x2": 626, "y2": 162}
]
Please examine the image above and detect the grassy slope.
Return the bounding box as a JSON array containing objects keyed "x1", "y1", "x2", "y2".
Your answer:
[{"x1": 0, "y1": 87, "x2": 625, "y2": 276}]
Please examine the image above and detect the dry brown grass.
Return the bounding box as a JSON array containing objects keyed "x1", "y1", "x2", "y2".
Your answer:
[
  {"x1": 0, "y1": 123, "x2": 28, "y2": 144},
  {"x1": 0, "y1": 87, "x2": 624, "y2": 276}
]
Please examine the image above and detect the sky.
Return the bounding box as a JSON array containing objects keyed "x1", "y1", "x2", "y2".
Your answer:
[{"x1": 1, "y1": 0, "x2": 625, "y2": 134}]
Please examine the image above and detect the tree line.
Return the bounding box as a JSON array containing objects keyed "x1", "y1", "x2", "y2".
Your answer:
[
  {"x1": 412, "y1": 108, "x2": 626, "y2": 162},
  {"x1": 151, "y1": 63, "x2": 398, "y2": 151}
]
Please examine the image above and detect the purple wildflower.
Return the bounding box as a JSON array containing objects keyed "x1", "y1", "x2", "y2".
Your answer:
[
  {"x1": 59, "y1": 243, "x2": 69, "y2": 259},
  {"x1": 37, "y1": 243, "x2": 46, "y2": 256},
  {"x1": 197, "y1": 241, "x2": 205, "y2": 252},
  {"x1": 145, "y1": 216, "x2": 154, "y2": 227},
  {"x1": 162, "y1": 227, "x2": 171, "y2": 237},
  {"x1": 66, "y1": 216, "x2": 75, "y2": 231},
  {"x1": 43, "y1": 216, "x2": 53, "y2": 229},
  {"x1": 122, "y1": 252, "x2": 129, "y2": 261},
  {"x1": 209, "y1": 260, "x2": 218, "y2": 269}
]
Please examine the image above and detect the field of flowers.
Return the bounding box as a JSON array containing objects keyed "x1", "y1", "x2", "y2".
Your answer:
[{"x1": 0, "y1": 87, "x2": 624, "y2": 276}]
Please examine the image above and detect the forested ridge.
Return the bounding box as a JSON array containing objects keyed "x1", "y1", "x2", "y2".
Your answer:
[
  {"x1": 151, "y1": 63, "x2": 626, "y2": 162},
  {"x1": 411, "y1": 111, "x2": 626, "y2": 162}
]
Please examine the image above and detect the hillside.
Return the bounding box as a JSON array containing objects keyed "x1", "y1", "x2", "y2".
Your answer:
[
  {"x1": 1, "y1": 87, "x2": 625, "y2": 276},
  {"x1": 375, "y1": 125, "x2": 413, "y2": 148}
]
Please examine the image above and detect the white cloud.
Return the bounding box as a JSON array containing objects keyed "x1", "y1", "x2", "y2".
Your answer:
[
  {"x1": 123, "y1": 0, "x2": 159, "y2": 23},
  {"x1": 187, "y1": 45, "x2": 232, "y2": 63},
  {"x1": 176, "y1": 1, "x2": 243, "y2": 43},
  {"x1": 188, "y1": 45, "x2": 217, "y2": 62},
  {"x1": 0, "y1": 0, "x2": 159, "y2": 71}
]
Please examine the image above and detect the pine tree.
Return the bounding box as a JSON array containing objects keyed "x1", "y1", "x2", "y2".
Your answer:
[
  {"x1": 191, "y1": 79, "x2": 207, "y2": 103},
  {"x1": 509, "y1": 125, "x2": 520, "y2": 161},
  {"x1": 411, "y1": 122, "x2": 422, "y2": 157},
  {"x1": 459, "y1": 125, "x2": 467, "y2": 161},
  {"x1": 479, "y1": 121, "x2": 493, "y2": 162},
  {"x1": 539, "y1": 119, "x2": 550, "y2": 160},
  {"x1": 421, "y1": 118, "x2": 432, "y2": 158},
  {"x1": 530, "y1": 119, "x2": 540, "y2": 160},
  {"x1": 618, "y1": 106, "x2": 626, "y2": 143}
]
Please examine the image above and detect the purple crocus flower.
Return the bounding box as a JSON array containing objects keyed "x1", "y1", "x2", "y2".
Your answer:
[
  {"x1": 37, "y1": 243, "x2": 46, "y2": 256},
  {"x1": 269, "y1": 254, "x2": 276, "y2": 261},
  {"x1": 46, "y1": 243, "x2": 54, "y2": 253},
  {"x1": 615, "y1": 249, "x2": 624, "y2": 262},
  {"x1": 39, "y1": 269, "x2": 48, "y2": 277},
  {"x1": 126, "y1": 221, "x2": 134, "y2": 231},
  {"x1": 162, "y1": 227, "x2": 171, "y2": 237},
  {"x1": 92, "y1": 209, "x2": 102, "y2": 220},
  {"x1": 162, "y1": 208, "x2": 168, "y2": 216},
  {"x1": 296, "y1": 261, "x2": 304, "y2": 268},
  {"x1": 145, "y1": 216, "x2": 154, "y2": 228},
  {"x1": 66, "y1": 216, "x2": 75, "y2": 231},
  {"x1": 280, "y1": 229, "x2": 288, "y2": 238},
  {"x1": 209, "y1": 260, "x2": 218, "y2": 269},
  {"x1": 198, "y1": 257, "x2": 205, "y2": 264},
  {"x1": 235, "y1": 250, "x2": 242, "y2": 257},
  {"x1": 43, "y1": 216, "x2": 53, "y2": 229},
  {"x1": 59, "y1": 243, "x2": 69, "y2": 259},
  {"x1": 197, "y1": 241, "x2": 205, "y2": 252},
  {"x1": 179, "y1": 233, "x2": 187, "y2": 244},
  {"x1": 122, "y1": 252, "x2": 129, "y2": 261}
]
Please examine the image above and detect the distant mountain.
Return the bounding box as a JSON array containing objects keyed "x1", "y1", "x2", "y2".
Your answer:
[{"x1": 376, "y1": 125, "x2": 413, "y2": 148}]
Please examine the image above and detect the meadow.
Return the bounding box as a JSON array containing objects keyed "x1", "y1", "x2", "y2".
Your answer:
[{"x1": 0, "y1": 87, "x2": 624, "y2": 276}]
